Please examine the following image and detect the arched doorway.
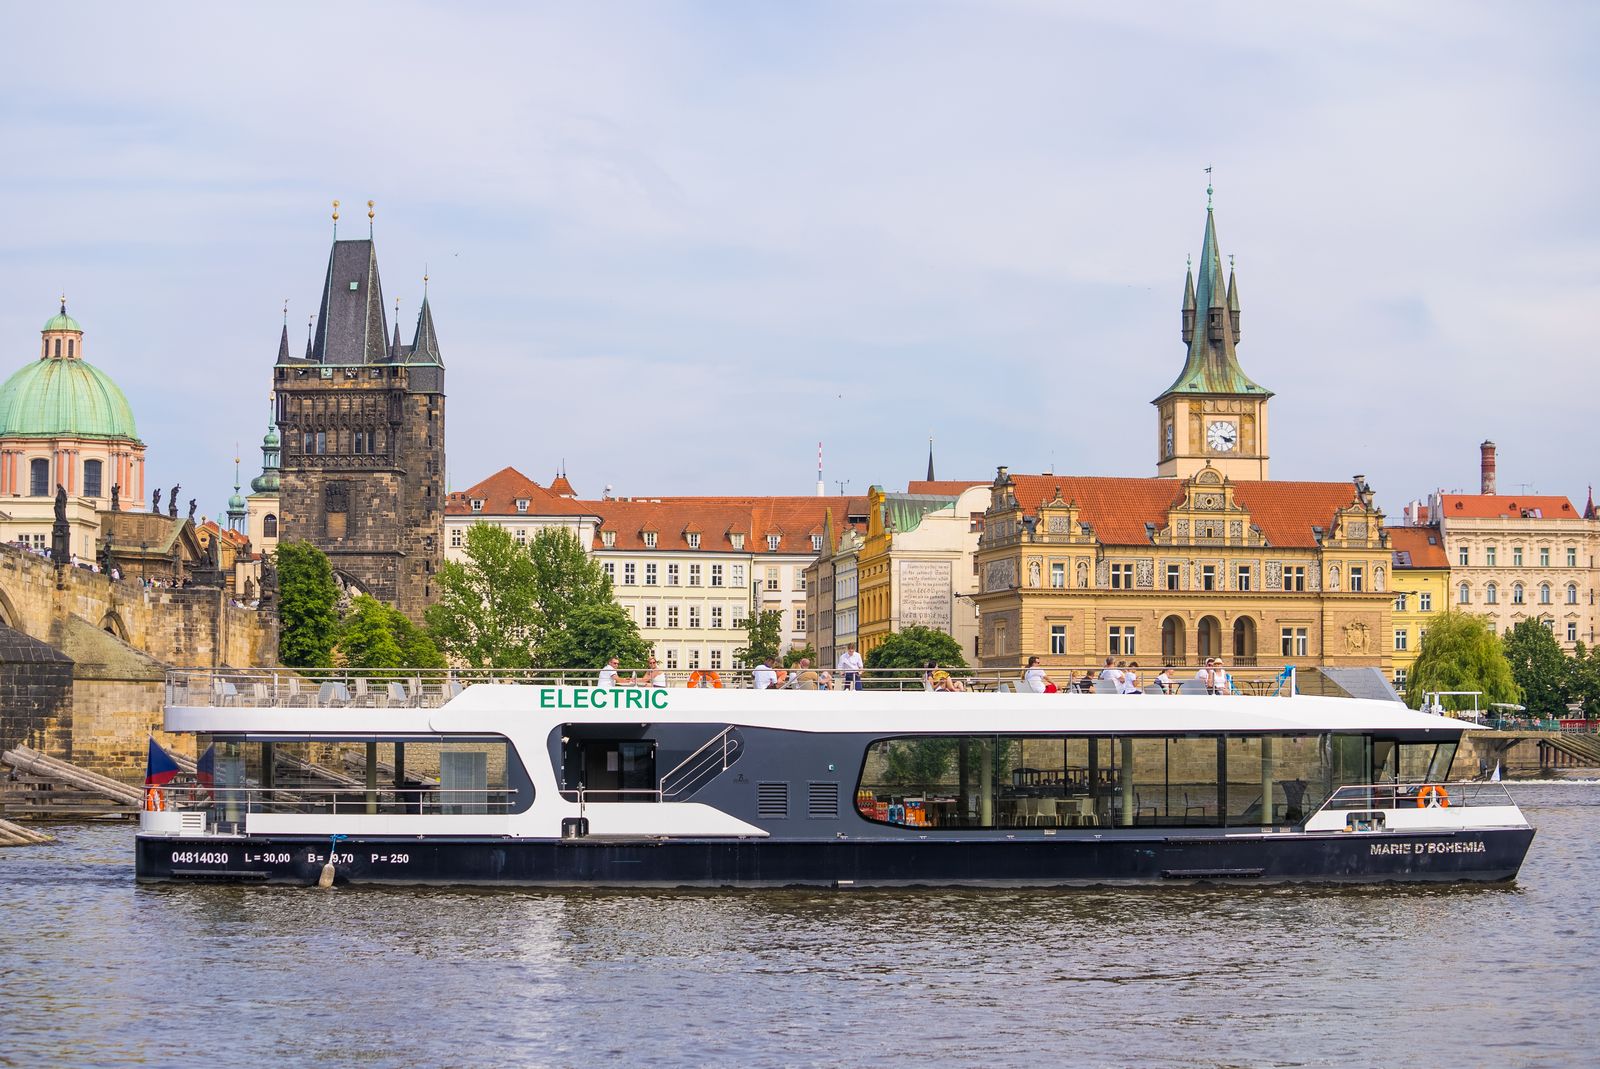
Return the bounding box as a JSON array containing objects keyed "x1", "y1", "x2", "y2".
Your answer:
[
  {"x1": 1161, "y1": 615, "x2": 1186, "y2": 664},
  {"x1": 1231, "y1": 617, "x2": 1257, "y2": 666},
  {"x1": 99, "y1": 611, "x2": 129, "y2": 641},
  {"x1": 1197, "y1": 616, "x2": 1221, "y2": 660}
]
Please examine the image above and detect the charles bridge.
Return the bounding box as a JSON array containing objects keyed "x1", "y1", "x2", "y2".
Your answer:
[{"x1": 0, "y1": 541, "x2": 276, "y2": 781}]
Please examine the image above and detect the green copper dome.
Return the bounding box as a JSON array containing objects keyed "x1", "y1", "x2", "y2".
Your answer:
[
  {"x1": 43, "y1": 309, "x2": 83, "y2": 333},
  {"x1": 228, "y1": 489, "x2": 247, "y2": 511},
  {"x1": 0, "y1": 356, "x2": 141, "y2": 440}
]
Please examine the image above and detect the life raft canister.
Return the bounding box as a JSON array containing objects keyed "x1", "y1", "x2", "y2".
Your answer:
[
  {"x1": 1416, "y1": 784, "x2": 1450, "y2": 809},
  {"x1": 687, "y1": 670, "x2": 723, "y2": 689}
]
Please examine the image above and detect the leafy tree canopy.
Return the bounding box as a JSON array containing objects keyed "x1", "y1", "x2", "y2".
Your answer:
[
  {"x1": 782, "y1": 644, "x2": 818, "y2": 669},
  {"x1": 276, "y1": 541, "x2": 339, "y2": 669},
  {"x1": 336, "y1": 594, "x2": 446, "y2": 674},
  {"x1": 863, "y1": 626, "x2": 968, "y2": 687},
  {"x1": 1502, "y1": 619, "x2": 1568, "y2": 717},
  {"x1": 1403, "y1": 612, "x2": 1519, "y2": 711},
  {"x1": 736, "y1": 609, "x2": 784, "y2": 668},
  {"x1": 426, "y1": 523, "x2": 640, "y2": 669}
]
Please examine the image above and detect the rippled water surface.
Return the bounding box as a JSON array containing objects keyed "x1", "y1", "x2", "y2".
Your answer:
[{"x1": 4, "y1": 784, "x2": 1597, "y2": 1068}]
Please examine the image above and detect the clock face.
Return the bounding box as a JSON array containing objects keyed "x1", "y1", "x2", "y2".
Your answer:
[{"x1": 1207, "y1": 420, "x2": 1238, "y2": 452}]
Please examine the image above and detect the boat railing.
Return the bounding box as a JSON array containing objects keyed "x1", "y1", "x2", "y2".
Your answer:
[
  {"x1": 1315, "y1": 782, "x2": 1516, "y2": 813},
  {"x1": 658, "y1": 727, "x2": 744, "y2": 800},
  {"x1": 163, "y1": 664, "x2": 1351, "y2": 707},
  {"x1": 143, "y1": 783, "x2": 520, "y2": 818}
]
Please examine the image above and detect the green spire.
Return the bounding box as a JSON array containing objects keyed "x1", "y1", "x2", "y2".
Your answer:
[{"x1": 1157, "y1": 192, "x2": 1270, "y2": 400}]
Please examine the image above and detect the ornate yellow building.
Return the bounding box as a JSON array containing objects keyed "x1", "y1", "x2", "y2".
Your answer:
[
  {"x1": 972, "y1": 196, "x2": 1392, "y2": 673},
  {"x1": 1386, "y1": 523, "x2": 1449, "y2": 686}
]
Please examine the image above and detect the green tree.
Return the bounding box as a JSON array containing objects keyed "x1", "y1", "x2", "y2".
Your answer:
[
  {"x1": 1403, "y1": 612, "x2": 1519, "y2": 711},
  {"x1": 337, "y1": 594, "x2": 447, "y2": 673},
  {"x1": 1502, "y1": 619, "x2": 1568, "y2": 717},
  {"x1": 539, "y1": 601, "x2": 651, "y2": 672},
  {"x1": 276, "y1": 541, "x2": 339, "y2": 668},
  {"x1": 1565, "y1": 642, "x2": 1600, "y2": 718},
  {"x1": 863, "y1": 625, "x2": 968, "y2": 688},
  {"x1": 736, "y1": 609, "x2": 784, "y2": 668},
  {"x1": 426, "y1": 523, "x2": 635, "y2": 669},
  {"x1": 425, "y1": 524, "x2": 540, "y2": 668},
  {"x1": 781, "y1": 644, "x2": 818, "y2": 669}
]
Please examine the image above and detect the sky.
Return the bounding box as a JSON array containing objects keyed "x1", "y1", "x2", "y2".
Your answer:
[{"x1": 1, "y1": 2, "x2": 1596, "y2": 519}]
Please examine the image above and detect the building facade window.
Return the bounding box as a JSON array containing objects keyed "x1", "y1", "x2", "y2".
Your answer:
[
  {"x1": 623, "y1": 563, "x2": 636, "y2": 585},
  {"x1": 730, "y1": 534, "x2": 744, "y2": 551},
  {"x1": 1281, "y1": 627, "x2": 1309, "y2": 657},
  {"x1": 1540, "y1": 548, "x2": 1550, "y2": 567},
  {"x1": 1458, "y1": 582, "x2": 1470, "y2": 605},
  {"x1": 1458, "y1": 547, "x2": 1469, "y2": 566},
  {"x1": 710, "y1": 606, "x2": 723, "y2": 629},
  {"x1": 603, "y1": 561, "x2": 616, "y2": 580},
  {"x1": 644, "y1": 605, "x2": 657, "y2": 628},
  {"x1": 811, "y1": 534, "x2": 823, "y2": 552},
  {"x1": 666, "y1": 606, "x2": 680, "y2": 628},
  {"x1": 1485, "y1": 583, "x2": 1497, "y2": 605},
  {"x1": 993, "y1": 620, "x2": 1008, "y2": 657},
  {"x1": 1485, "y1": 546, "x2": 1496, "y2": 566},
  {"x1": 765, "y1": 566, "x2": 780, "y2": 591},
  {"x1": 515, "y1": 528, "x2": 527, "y2": 544},
  {"x1": 1051, "y1": 562, "x2": 1065, "y2": 588},
  {"x1": 1513, "y1": 546, "x2": 1523, "y2": 566},
  {"x1": 665, "y1": 649, "x2": 678, "y2": 669},
  {"x1": 688, "y1": 648, "x2": 701, "y2": 669},
  {"x1": 1286, "y1": 566, "x2": 1306, "y2": 592},
  {"x1": 767, "y1": 534, "x2": 780, "y2": 551},
  {"x1": 1110, "y1": 563, "x2": 1134, "y2": 589},
  {"x1": 795, "y1": 607, "x2": 806, "y2": 632},
  {"x1": 1107, "y1": 625, "x2": 1136, "y2": 655},
  {"x1": 1349, "y1": 566, "x2": 1364, "y2": 592},
  {"x1": 1165, "y1": 563, "x2": 1180, "y2": 590},
  {"x1": 688, "y1": 606, "x2": 701, "y2": 628},
  {"x1": 449, "y1": 526, "x2": 462, "y2": 547},
  {"x1": 1539, "y1": 583, "x2": 1552, "y2": 605},
  {"x1": 1394, "y1": 629, "x2": 1408, "y2": 651},
  {"x1": 1419, "y1": 592, "x2": 1432, "y2": 612},
  {"x1": 264, "y1": 514, "x2": 279, "y2": 538},
  {"x1": 711, "y1": 649, "x2": 723, "y2": 670},
  {"x1": 1568, "y1": 547, "x2": 1578, "y2": 568},
  {"x1": 1237, "y1": 565, "x2": 1252, "y2": 591},
  {"x1": 1050, "y1": 624, "x2": 1067, "y2": 655},
  {"x1": 644, "y1": 532, "x2": 657, "y2": 549},
  {"x1": 83, "y1": 459, "x2": 102, "y2": 497},
  {"x1": 1568, "y1": 584, "x2": 1579, "y2": 605},
  {"x1": 1511, "y1": 583, "x2": 1524, "y2": 605},
  {"x1": 29, "y1": 458, "x2": 49, "y2": 496},
  {"x1": 710, "y1": 564, "x2": 724, "y2": 587},
  {"x1": 1394, "y1": 594, "x2": 1407, "y2": 612},
  {"x1": 689, "y1": 564, "x2": 702, "y2": 586},
  {"x1": 667, "y1": 564, "x2": 680, "y2": 586},
  {"x1": 645, "y1": 563, "x2": 657, "y2": 585},
  {"x1": 1200, "y1": 564, "x2": 1216, "y2": 591},
  {"x1": 687, "y1": 533, "x2": 700, "y2": 549},
  {"x1": 1568, "y1": 621, "x2": 1579, "y2": 643},
  {"x1": 732, "y1": 564, "x2": 745, "y2": 586},
  {"x1": 601, "y1": 530, "x2": 615, "y2": 547}
]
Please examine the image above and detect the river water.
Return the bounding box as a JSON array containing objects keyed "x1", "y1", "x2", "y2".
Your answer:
[{"x1": 3, "y1": 783, "x2": 1596, "y2": 1069}]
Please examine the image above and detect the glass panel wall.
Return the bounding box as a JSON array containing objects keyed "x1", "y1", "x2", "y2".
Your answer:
[
  {"x1": 857, "y1": 734, "x2": 1354, "y2": 829},
  {"x1": 204, "y1": 736, "x2": 527, "y2": 818}
]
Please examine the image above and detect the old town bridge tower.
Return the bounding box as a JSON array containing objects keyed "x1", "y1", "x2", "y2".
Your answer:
[{"x1": 274, "y1": 208, "x2": 445, "y2": 622}]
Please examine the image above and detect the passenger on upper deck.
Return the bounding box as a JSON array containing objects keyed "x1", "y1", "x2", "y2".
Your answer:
[
  {"x1": 752, "y1": 657, "x2": 777, "y2": 690},
  {"x1": 1100, "y1": 658, "x2": 1124, "y2": 692},
  {"x1": 598, "y1": 657, "x2": 620, "y2": 688},
  {"x1": 1023, "y1": 656, "x2": 1048, "y2": 694}
]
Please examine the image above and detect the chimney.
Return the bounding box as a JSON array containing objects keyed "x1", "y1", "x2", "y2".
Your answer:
[{"x1": 1480, "y1": 440, "x2": 1497, "y2": 496}]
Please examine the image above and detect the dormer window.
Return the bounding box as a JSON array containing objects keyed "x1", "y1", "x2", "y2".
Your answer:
[
  {"x1": 601, "y1": 530, "x2": 616, "y2": 548},
  {"x1": 644, "y1": 531, "x2": 657, "y2": 549},
  {"x1": 767, "y1": 534, "x2": 780, "y2": 552},
  {"x1": 731, "y1": 533, "x2": 744, "y2": 551},
  {"x1": 470, "y1": 499, "x2": 484, "y2": 513},
  {"x1": 811, "y1": 534, "x2": 823, "y2": 553},
  {"x1": 687, "y1": 532, "x2": 701, "y2": 550},
  {"x1": 515, "y1": 499, "x2": 529, "y2": 513}
]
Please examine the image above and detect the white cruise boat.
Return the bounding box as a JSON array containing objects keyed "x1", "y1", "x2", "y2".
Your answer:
[{"x1": 135, "y1": 668, "x2": 1534, "y2": 887}]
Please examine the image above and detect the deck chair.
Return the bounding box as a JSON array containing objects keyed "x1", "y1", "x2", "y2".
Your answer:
[
  {"x1": 316, "y1": 681, "x2": 350, "y2": 707},
  {"x1": 386, "y1": 681, "x2": 408, "y2": 706},
  {"x1": 1093, "y1": 678, "x2": 1120, "y2": 694},
  {"x1": 1178, "y1": 679, "x2": 1210, "y2": 695}
]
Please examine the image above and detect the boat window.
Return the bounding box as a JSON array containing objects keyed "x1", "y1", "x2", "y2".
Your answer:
[
  {"x1": 204, "y1": 736, "x2": 529, "y2": 817},
  {"x1": 855, "y1": 734, "x2": 1339, "y2": 830}
]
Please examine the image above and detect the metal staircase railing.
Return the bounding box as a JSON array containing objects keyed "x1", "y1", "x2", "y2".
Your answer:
[{"x1": 658, "y1": 727, "x2": 744, "y2": 801}]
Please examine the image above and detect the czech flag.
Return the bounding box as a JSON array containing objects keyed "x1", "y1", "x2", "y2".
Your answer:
[
  {"x1": 195, "y1": 743, "x2": 216, "y2": 790},
  {"x1": 145, "y1": 736, "x2": 180, "y2": 787}
]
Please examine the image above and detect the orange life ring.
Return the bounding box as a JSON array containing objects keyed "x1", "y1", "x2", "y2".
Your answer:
[
  {"x1": 687, "y1": 670, "x2": 723, "y2": 689},
  {"x1": 144, "y1": 786, "x2": 165, "y2": 812},
  {"x1": 1416, "y1": 785, "x2": 1450, "y2": 809}
]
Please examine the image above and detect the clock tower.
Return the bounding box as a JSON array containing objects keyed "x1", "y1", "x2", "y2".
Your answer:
[{"x1": 1154, "y1": 188, "x2": 1272, "y2": 481}]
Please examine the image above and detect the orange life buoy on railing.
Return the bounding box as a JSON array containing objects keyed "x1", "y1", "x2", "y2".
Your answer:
[
  {"x1": 144, "y1": 786, "x2": 165, "y2": 812},
  {"x1": 687, "y1": 670, "x2": 723, "y2": 689},
  {"x1": 1416, "y1": 785, "x2": 1450, "y2": 809}
]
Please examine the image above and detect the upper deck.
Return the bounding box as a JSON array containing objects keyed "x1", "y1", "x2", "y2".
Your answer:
[{"x1": 163, "y1": 666, "x2": 1465, "y2": 740}]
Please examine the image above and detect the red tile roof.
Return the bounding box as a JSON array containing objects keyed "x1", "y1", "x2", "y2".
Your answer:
[
  {"x1": 1386, "y1": 525, "x2": 1448, "y2": 569},
  {"x1": 446, "y1": 467, "x2": 598, "y2": 517},
  {"x1": 1001, "y1": 475, "x2": 1367, "y2": 549},
  {"x1": 1437, "y1": 494, "x2": 1577, "y2": 519},
  {"x1": 907, "y1": 479, "x2": 987, "y2": 495}
]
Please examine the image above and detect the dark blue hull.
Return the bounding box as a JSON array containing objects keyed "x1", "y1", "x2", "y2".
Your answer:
[{"x1": 135, "y1": 826, "x2": 1534, "y2": 887}]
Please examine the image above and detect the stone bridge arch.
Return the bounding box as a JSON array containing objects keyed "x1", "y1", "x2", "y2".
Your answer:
[
  {"x1": 0, "y1": 582, "x2": 21, "y2": 633},
  {"x1": 98, "y1": 610, "x2": 130, "y2": 641}
]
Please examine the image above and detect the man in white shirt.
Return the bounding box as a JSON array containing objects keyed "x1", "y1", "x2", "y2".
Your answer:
[
  {"x1": 837, "y1": 643, "x2": 864, "y2": 691},
  {"x1": 1023, "y1": 655, "x2": 1048, "y2": 694},
  {"x1": 597, "y1": 657, "x2": 620, "y2": 689},
  {"x1": 752, "y1": 658, "x2": 777, "y2": 691},
  {"x1": 1099, "y1": 657, "x2": 1124, "y2": 692}
]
